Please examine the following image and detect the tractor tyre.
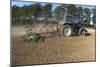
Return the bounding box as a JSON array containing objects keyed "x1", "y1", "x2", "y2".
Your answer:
[{"x1": 60, "y1": 25, "x2": 72, "y2": 37}]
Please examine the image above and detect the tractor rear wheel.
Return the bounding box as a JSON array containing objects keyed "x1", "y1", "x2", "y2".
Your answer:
[{"x1": 60, "y1": 25, "x2": 72, "y2": 37}]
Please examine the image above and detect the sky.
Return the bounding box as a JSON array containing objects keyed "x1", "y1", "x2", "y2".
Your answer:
[{"x1": 12, "y1": 1, "x2": 96, "y2": 10}]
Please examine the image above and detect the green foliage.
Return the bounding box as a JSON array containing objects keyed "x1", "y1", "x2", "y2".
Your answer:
[
  {"x1": 67, "y1": 5, "x2": 78, "y2": 15},
  {"x1": 53, "y1": 5, "x2": 64, "y2": 21},
  {"x1": 33, "y1": 3, "x2": 42, "y2": 19},
  {"x1": 84, "y1": 8, "x2": 91, "y2": 17},
  {"x1": 92, "y1": 8, "x2": 96, "y2": 16},
  {"x1": 92, "y1": 8, "x2": 96, "y2": 25},
  {"x1": 83, "y1": 8, "x2": 91, "y2": 24},
  {"x1": 43, "y1": 3, "x2": 52, "y2": 20},
  {"x1": 78, "y1": 7, "x2": 83, "y2": 17}
]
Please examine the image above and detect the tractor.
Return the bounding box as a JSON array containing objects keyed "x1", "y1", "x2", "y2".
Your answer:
[
  {"x1": 58, "y1": 15, "x2": 87, "y2": 37},
  {"x1": 57, "y1": 7, "x2": 87, "y2": 37}
]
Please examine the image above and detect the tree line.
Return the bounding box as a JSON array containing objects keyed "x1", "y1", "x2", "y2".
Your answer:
[{"x1": 12, "y1": 3, "x2": 96, "y2": 25}]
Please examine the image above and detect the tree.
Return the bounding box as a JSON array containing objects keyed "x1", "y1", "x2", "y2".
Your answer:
[
  {"x1": 53, "y1": 5, "x2": 63, "y2": 21},
  {"x1": 92, "y1": 8, "x2": 96, "y2": 17},
  {"x1": 43, "y1": 3, "x2": 52, "y2": 20},
  {"x1": 67, "y1": 5, "x2": 78, "y2": 15},
  {"x1": 12, "y1": 5, "x2": 20, "y2": 20},
  {"x1": 78, "y1": 7, "x2": 83, "y2": 18},
  {"x1": 92, "y1": 8, "x2": 96, "y2": 26},
  {"x1": 84, "y1": 8, "x2": 91, "y2": 24},
  {"x1": 31, "y1": 3, "x2": 42, "y2": 19},
  {"x1": 84, "y1": 8, "x2": 91, "y2": 17}
]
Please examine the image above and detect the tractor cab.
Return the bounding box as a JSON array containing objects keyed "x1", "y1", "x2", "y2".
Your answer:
[{"x1": 62, "y1": 15, "x2": 83, "y2": 29}]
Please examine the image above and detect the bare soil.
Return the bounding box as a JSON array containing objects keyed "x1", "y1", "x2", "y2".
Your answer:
[{"x1": 11, "y1": 25, "x2": 96, "y2": 66}]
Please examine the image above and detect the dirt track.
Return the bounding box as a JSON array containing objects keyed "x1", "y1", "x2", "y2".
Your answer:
[{"x1": 11, "y1": 26, "x2": 96, "y2": 66}]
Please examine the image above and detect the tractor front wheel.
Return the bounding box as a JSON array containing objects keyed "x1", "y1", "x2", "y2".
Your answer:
[{"x1": 78, "y1": 27, "x2": 87, "y2": 36}]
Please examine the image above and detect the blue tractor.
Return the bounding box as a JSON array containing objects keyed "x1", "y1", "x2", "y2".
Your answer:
[
  {"x1": 57, "y1": 7, "x2": 87, "y2": 37},
  {"x1": 58, "y1": 15, "x2": 87, "y2": 37}
]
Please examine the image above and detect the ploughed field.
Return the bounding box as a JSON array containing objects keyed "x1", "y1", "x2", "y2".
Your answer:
[{"x1": 11, "y1": 24, "x2": 96, "y2": 66}]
